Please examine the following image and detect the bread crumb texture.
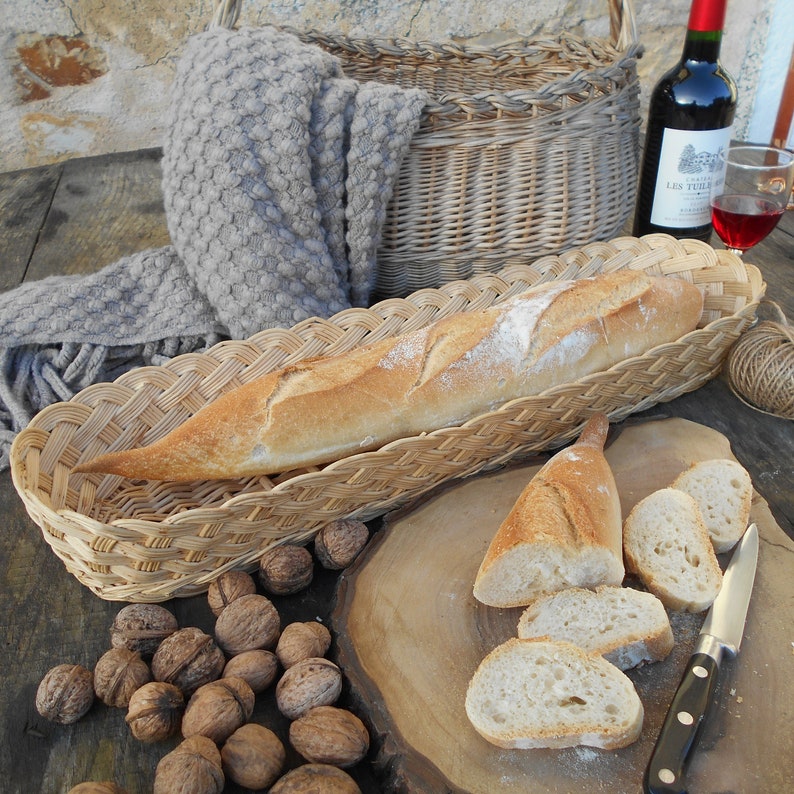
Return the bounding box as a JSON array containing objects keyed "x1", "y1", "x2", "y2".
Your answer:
[
  {"x1": 623, "y1": 488, "x2": 722, "y2": 612},
  {"x1": 465, "y1": 638, "x2": 643, "y2": 750}
]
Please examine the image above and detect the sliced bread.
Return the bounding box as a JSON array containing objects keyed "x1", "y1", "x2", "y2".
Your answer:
[
  {"x1": 623, "y1": 488, "x2": 722, "y2": 612},
  {"x1": 473, "y1": 413, "x2": 624, "y2": 608},
  {"x1": 671, "y1": 458, "x2": 753, "y2": 553},
  {"x1": 465, "y1": 638, "x2": 644, "y2": 750},
  {"x1": 516, "y1": 585, "x2": 674, "y2": 670}
]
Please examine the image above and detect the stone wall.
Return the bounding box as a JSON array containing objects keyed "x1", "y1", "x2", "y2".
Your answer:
[{"x1": 0, "y1": 0, "x2": 777, "y2": 172}]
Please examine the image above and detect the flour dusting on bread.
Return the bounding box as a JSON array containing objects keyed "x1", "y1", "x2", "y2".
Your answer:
[{"x1": 73, "y1": 271, "x2": 703, "y2": 481}]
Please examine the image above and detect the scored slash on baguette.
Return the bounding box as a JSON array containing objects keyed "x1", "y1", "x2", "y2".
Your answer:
[
  {"x1": 473, "y1": 413, "x2": 624, "y2": 608},
  {"x1": 71, "y1": 270, "x2": 703, "y2": 481},
  {"x1": 623, "y1": 488, "x2": 723, "y2": 612},
  {"x1": 516, "y1": 585, "x2": 674, "y2": 670},
  {"x1": 465, "y1": 638, "x2": 644, "y2": 750}
]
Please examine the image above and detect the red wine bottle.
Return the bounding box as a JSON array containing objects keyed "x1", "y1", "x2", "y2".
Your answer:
[{"x1": 633, "y1": 0, "x2": 737, "y2": 241}]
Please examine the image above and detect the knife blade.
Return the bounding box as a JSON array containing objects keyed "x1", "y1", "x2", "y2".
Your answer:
[{"x1": 643, "y1": 522, "x2": 759, "y2": 794}]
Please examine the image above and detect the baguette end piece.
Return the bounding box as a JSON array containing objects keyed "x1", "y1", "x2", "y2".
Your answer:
[{"x1": 473, "y1": 413, "x2": 624, "y2": 608}]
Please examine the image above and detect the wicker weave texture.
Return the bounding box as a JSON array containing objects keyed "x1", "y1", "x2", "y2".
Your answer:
[
  {"x1": 10, "y1": 236, "x2": 763, "y2": 603},
  {"x1": 216, "y1": 0, "x2": 643, "y2": 299}
]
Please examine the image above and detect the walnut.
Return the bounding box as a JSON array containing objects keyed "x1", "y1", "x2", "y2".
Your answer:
[
  {"x1": 222, "y1": 649, "x2": 279, "y2": 694},
  {"x1": 314, "y1": 519, "x2": 369, "y2": 570},
  {"x1": 93, "y1": 647, "x2": 151, "y2": 708},
  {"x1": 214, "y1": 593, "x2": 280, "y2": 656},
  {"x1": 269, "y1": 763, "x2": 362, "y2": 793},
  {"x1": 276, "y1": 658, "x2": 343, "y2": 720},
  {"x1": 110, "y1": 603, "x2": 178, "y2": 658},
  {"x1": 151, "y1": 627, "x2": 225, "y2": 696},
  {"x1": 289, "y1": 706, "x2": 370, "y2": 768},
  {"x1": 67, "y1": 783, "x2": 129, "y2": 794},
  {"x1": 125, "y1": 681, "x2": 185, "y2": 743},
  {"x1": 259, "y1": 544, "x2": 314, "y2": 595},
  {"x1": 276, "y1": 621, "x2": 332, "y2": 669},
  {"x1": 153, "y1": 735, "x2": 224, "y2": 794},
  {"x1": 221, "y1": 723, "x2": 286, "y2": 790},
  {"x1": 35, "y1": 664, "x2": 94, "y2": 724},
  {"x1": 207, "y1": 570, "x2": 257, "y2": 617},
  {"x1": 181, "y1": 676, "x2": 255, "y2": 744}
]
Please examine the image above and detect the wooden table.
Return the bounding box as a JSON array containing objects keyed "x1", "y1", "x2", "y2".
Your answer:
[{"x1": 0, "y1": 149, "x2": 792, "y2": 794}]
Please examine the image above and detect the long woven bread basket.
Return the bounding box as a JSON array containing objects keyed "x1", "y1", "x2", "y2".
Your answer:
[
  {"x1": 213, "y1": 0, "x2": 643, "y2": 299},
  {"x1": 10, "y1": 235, "x2": 763, "y2": 603}
]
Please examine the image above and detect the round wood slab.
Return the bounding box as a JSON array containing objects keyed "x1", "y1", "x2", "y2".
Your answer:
[{"x1": 332, "y1": 418, "x2": 794, "y2": 793}]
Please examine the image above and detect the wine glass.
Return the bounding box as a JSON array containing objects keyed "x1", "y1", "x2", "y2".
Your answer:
[{"x1": 709, "y1": 144, "x2": 794, "y2": 256}]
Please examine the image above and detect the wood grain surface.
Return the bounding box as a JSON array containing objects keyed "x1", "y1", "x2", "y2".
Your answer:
[{"x1": 334, "y1": 418, "x2": 794, "y2": 793}]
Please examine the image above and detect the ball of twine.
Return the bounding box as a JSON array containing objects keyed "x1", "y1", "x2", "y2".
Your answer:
[{"x1": 727, "y1": 302, "x2": 794, "y2": 419}]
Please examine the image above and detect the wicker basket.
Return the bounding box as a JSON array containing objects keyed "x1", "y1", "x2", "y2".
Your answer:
[
  {"x1": 213, "y1": 0, "x2": 643, "y2": 299},
  {"x1": 10, "y1": 236, "x2": 763, "y2": 603}
]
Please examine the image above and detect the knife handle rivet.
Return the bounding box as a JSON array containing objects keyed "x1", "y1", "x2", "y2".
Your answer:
[
  {"x1": 677, "y1": 710, "x2": 695, "y2": 726},
  {"x1": 658, "y1": 768, "x2": 676, "y2": 785},
  {"x1": 692, "y1": 665, "x2": 709, "y2": 678}
]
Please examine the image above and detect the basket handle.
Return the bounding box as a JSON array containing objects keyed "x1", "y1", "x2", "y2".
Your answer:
[
  {"x1": 212, "y1": 0, "x2": 240, "y2": 29},
  {"x1": 609, "y1": 0, "x2": 638, "y2": 50},
  {"x1": 212, "y1": 0, "x2": 638, "y2": 50}
]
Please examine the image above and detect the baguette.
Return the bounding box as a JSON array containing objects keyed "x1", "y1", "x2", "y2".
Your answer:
[
  {"x1": 671, "y1": 458, "x2": 753, "y2": 553},
  {"x1": 472, "y1": 413, "x2": 624, "y2": 608},
  {"x1": 465, "y1": 638, "x2": 644, "y2": 750},
  {"x1": 516, "y1": 585, "x2": 674, "y2": 670},
  {"x1": 623, "y1": 488, "x2": 723, "y2": 612},
  {"x1": 73, "y1": 270, "x2": 703, "y2": 481}
]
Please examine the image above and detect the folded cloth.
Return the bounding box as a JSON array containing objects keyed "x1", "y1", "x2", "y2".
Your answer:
[{"x1": 0, "y1": 25, "x2": 427, "y2": 469}]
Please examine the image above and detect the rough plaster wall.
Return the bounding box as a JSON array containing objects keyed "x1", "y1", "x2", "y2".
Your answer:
[{"x1": 0, "y1": 0, "x2": 772, "y2": 172}]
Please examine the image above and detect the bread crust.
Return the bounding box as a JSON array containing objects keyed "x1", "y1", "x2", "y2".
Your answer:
[
  {"x1": 472, "y1": 413, "x2": 624, "y2": 607},
  {"x1": 74, "y1": 270, "x2": 703, "y2": 481}
]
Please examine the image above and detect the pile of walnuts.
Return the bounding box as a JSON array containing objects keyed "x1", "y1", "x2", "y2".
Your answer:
[{"x1": 36, "y1": 519, "x2": 371, "y2": 794}]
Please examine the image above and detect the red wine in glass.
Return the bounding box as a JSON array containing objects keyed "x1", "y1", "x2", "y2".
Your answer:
[
  {"x1": 710, "y1": 194, "x2": 785, "y2": 253},
  {"x1": 709, "y1": 145, "x2": 794, "y2": 256}
]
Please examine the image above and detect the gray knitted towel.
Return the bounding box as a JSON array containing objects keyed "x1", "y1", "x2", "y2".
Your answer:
[{"x1": 0, "y1": 25, "x2": 427, "y2": 469}]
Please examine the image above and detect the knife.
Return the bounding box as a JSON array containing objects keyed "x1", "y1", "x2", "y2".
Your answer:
[{"x1": 643, "y1": 522, "x2": 759, "y2": 794}]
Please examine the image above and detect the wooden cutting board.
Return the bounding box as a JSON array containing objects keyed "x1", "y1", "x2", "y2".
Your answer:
[{"x1": 332, "y1": 418, "x2": 794, "y2": 793}]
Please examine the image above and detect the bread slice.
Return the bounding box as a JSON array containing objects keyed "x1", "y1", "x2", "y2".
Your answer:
[
  {"x1": 473, "y1": 413, "x2": 624, "y2": 608},
  {"x1": 516, "y1": 585, "x2": 674, "y2": 670},
  {"x1": 671, "y1": 458, "x2": 752, "y2": 553},
  {"x1": 465, "y1": 638, "x2": 644, "y2": 750},
  {"x1": 623, "y1": 488, "x2": 722, "y2": 612}
]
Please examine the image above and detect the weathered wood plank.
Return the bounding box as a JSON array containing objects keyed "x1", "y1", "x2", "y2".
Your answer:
[
  {"x1": 24, "y1": 148, "x2": 170, "y2": 283},
  {"x1": 0, "y1": 163, "x2": 62, "y2": 292}
]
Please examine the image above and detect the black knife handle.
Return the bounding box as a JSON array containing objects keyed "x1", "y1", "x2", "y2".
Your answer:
[{"x1": 643, "y1": 651, "x2": 721, "y2": 794}]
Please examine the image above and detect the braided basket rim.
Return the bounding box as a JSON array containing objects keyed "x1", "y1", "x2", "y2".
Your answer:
[{"x1": 10, "y1": 235, "x2": 765, "y2": 601}]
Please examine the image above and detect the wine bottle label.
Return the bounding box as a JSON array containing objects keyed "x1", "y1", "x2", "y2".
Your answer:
[{"x1": 650, "y1": 126, "x2": 733, "y2": 228}]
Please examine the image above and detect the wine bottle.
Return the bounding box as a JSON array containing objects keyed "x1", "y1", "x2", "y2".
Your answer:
[{"x1": 633, "y1": 0, "x2": 737, "y2": 241}]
